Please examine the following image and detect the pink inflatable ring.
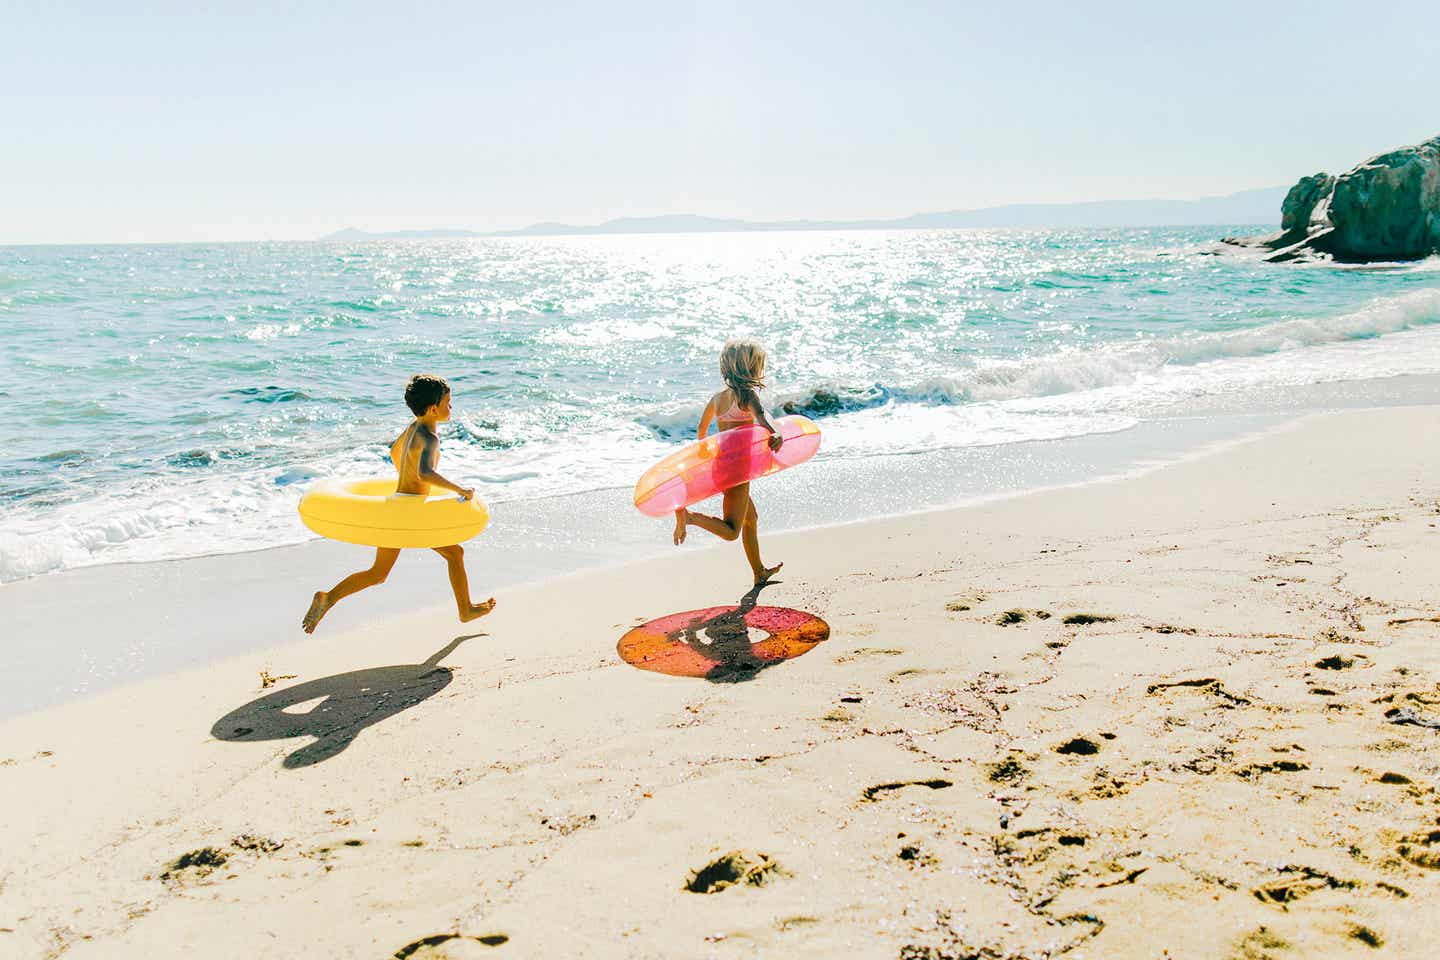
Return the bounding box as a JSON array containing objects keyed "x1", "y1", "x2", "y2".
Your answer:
[{"x1": 633, "y1": 414, "x2": 821, "y2": 516}]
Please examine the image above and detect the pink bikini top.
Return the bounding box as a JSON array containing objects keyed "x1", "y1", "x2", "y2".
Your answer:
[{"x1": 717, "y1": 392, "x2": 755, "y2": 424}]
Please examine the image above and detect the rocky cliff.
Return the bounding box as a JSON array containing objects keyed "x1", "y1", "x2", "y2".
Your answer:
[{"x1": 1225, "y1": 135, "x2": 1440, "y2": 263}]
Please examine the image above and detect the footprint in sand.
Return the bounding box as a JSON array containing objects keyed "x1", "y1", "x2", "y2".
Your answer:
[
  {"x1": 158, "y1": 847, "x2": 228, "y2": 882},
  {"x1": 1176, "y1": 746, "x2": 1235, "y2": 776},
  {"x1": 987, "y1": 756, "x2": 1029, "y2": 785},
  {"x1": 1062, "y1": 613, "x2": 1115, "y2": 626},
  {"x1": 1349, "y1": 926, "x2": 1384, "y2": 949},
  {"x1": 1233, "y1": 759, "x2": 1309, "y2": 780},
  {"x1": 1314, "y1": 655, "x2": 1356, "y2": 670},
  {"x1": 897, "y1": 839, "x2": 939, "y2": 867},
  {"x1": 996, "y1": 613, "x2": 1054, "y2": 627},
  {"x1": 1388, "y1": 615, "x2": 1440, "y2": 628},
  {"x1": 944, "y1": 592, "x2": 987, "y2": 612},
  {"x1": 155, "y1": 834, "x2": 286, "y2": 884},
  {"x1": 1396, "y1": 828, "x2": 1440, "y2": 869},
  {"x1": 392, "y1": 933, "x2": 510, "y2": 958},
  {"x1": 861, "y1": 779, "x2": 953, "y2": 802},
  {"x1": 1145, "y1": 677, "x2": 1251, "y2": 706},
  {"x1": 231, "y1": 834, "x2": 283, "y2": 854},
  {"x1": 684, "y1": 851, "x2": 790, "y2": 893},
  {"x1": 1230, "y1": 925, "x2": 1290, "y2": 959},
  {"x1": 1251, "y1": 865, "x2": 1355, "y2": 906}
]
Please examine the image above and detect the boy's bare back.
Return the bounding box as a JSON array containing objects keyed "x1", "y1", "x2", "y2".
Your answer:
[{"x1": 390, "y1": 421, "x2": 438, "y2": 495}]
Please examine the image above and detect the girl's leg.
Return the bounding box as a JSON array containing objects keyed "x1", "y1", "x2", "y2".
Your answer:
[
  {"x1": 681, "y1": 484, "x2": 750, "y2": 542},
  {"x1": 741, "y1": 496, "x2": 782, "y2": 584},
  {"x1": 303, "y1": 548, "x2": 400, "y2": 633},
  {"x1": 432, "y1": 544, "x2": 496, "y2": 623}
]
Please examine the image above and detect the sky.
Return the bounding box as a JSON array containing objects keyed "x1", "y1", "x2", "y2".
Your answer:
[{"x1": 3, "y1": 0, "x2": 1437, "y2": 244}]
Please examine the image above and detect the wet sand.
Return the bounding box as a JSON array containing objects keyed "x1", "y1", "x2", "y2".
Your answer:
[{"x1": 2, "y1": 406, "x2": 1439, "y2": 958}]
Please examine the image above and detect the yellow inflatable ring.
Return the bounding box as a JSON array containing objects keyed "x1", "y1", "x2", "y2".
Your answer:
[{"x1": 297, "y1": 478, "x2": 489, "y2": 549}]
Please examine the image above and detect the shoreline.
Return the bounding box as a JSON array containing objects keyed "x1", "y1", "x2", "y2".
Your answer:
[
  {"x1": 9, "y1": 379, "x2": 1440, "y2": 721},
  {"x1": 3, "y1": 404, "x2": 1438, "y2": 956},
  {"x1": 11, "y1": 362, "x2": 1440, "y2": 592},
  {"x1": 2, "y1": 406, "x2": 1307, "y2": 721}
]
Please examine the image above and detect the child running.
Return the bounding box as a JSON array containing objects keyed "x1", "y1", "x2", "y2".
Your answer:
[
  {"x1": 672, "y1": 338, "x2": 785, "y2": 585},
  {"x1": 301, "y1": 374, "x2": 496, "y2": 633}
]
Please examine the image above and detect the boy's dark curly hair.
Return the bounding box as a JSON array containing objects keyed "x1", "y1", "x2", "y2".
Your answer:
[{"x1": 404, "y1": 374, "x2": 450, "y2": 416}]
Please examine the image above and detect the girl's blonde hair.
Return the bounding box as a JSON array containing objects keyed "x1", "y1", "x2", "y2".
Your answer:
[{"x1": 720, "y1": 338, "x2": 767, "y2": 397}]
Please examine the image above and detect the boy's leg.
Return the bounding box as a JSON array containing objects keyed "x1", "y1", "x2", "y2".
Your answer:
[
  {"x1": 740, "y1": 497, "x2": 782, "y2": 584},
  {"x1": 302, "y1": 548, "x2": 400, "y2": 633},
  {"x1": 432, "y1": 544, "x2": 496, "y2": 623},
  {"x1": 681, "y1": 484, "x2": 749, "y2": 542}
]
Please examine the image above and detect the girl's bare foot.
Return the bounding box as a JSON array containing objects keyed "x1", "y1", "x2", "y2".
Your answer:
[
  {"x1": 673, "y1": 508, "x2": 688, "y2": 545},
  {"x1": 754, "y1": 562, "x2": 783, "y2": 585},
  {"x1": 302, "y1": 591, "x2": 331, "y2": 634},
  {"x1": 460, "y1": 597, "x2": 496, "y2": 623}
]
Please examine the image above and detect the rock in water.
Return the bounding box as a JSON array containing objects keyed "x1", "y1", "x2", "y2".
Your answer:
[
  {"x1": 1328, "y1": 137, "x2": 1440, "y2": 260},
  {"x1": 1281, "y1": 172, "x2": 1336, "y2": 236},
  {"x1": 1226, "y1": 134, "x2": 1440, "y2": 263}
]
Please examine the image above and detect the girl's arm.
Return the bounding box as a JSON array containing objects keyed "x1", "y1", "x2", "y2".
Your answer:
[
  {"x1": 696, "y1": 398, "x2": 716, "y2": 440},
  {"x1": 745, "y1": 392, "x2": 784, "y2": 450}
]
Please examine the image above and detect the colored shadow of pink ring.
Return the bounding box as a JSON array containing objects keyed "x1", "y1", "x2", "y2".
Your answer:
[{"x1": 618, "y1": 604, "x2": 830, "y2": 679}]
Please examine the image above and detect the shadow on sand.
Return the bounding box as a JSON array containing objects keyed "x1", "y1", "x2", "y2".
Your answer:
[
  {"x1": 211, "y1": 635, "x2": 478, "y2": 769},
  {"x1": 617, "y1": 581, "x2": 829, "y2": 683}
]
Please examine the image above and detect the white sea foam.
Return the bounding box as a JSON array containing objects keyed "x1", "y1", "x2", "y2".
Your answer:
[{"x1": 799, "y1": 288, "x2": 1440, "y2": 409}]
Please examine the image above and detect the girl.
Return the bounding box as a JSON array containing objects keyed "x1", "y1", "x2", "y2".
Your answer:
[{"x1": 672, "y1": 338, "x2": 785, "y2": 585}]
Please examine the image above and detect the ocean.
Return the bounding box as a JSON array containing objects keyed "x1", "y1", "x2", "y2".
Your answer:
[{"x1": 4, "y1": 227, "x2": 1440, "y2": 585}]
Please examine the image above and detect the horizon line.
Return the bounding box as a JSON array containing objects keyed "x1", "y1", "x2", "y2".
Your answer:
[{"x1": 0, "y1": 184, "x2": 1287, "y2": 248}]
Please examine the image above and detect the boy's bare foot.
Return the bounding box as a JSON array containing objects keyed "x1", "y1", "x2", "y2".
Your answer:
[
  {"x1": 673, "y1": 508, "x2": 688, "y2": 545},
  {"x1": 460, "y1": 597, "x2": 496, "y2": 623},
  {"x1": 302, "y1": 591, "x2": 331, "y2": 634},
  {"x1": 755, "y1": 562, "x2": 783, "y2": 585}
]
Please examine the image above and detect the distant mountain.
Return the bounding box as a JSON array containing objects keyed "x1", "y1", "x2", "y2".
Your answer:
[
  {"x1": 884, "y1": 187, "x2": 1286, "y2": 230},
  {"x1": 320, "y1": 187, "x2": 1284, "y2": 241},
  {"x1": 321, "y1": 227, "x2": 490, "y2": 241}
]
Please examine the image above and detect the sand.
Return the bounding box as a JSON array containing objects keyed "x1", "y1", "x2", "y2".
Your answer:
[{"x1": 2, "y1": 406, "x2": 1439, "y2": 959}]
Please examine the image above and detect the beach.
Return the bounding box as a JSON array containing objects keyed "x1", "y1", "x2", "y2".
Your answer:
[{"x1": 3, "y1": 404, "x2": 1438, "y2": 958}]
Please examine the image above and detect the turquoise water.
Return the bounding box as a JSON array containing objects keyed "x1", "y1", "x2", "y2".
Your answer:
[{"x1": 3, "y1": 227, "x2": 1439, "y2": 582}]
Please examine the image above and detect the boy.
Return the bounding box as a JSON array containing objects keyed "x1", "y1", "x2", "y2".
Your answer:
[{"x1": 301, "y1": 374, "x2": 496, "y2": 633}]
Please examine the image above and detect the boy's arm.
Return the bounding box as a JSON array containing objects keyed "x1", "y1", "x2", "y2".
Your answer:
[
  {"x1": 746, "y1": 393, "x2": 784, "y2": 451},
  {"x1": 417, "y1": 433, "x2": 475, "y2": 500},
  {"x1": 696, "y1": 398, "x2": 715, "y2": 440}
]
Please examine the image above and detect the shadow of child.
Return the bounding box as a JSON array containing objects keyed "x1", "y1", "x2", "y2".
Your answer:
[
  {"x1": 211, "y1": 635, "x2": 478, "y2": 768},
  {"x1": 669, "y1": 581, "x2": 775, "y2": 682}
]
